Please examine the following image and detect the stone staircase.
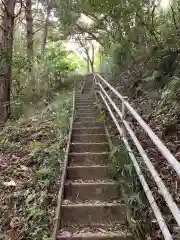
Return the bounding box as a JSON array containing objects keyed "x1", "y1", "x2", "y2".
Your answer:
[{"x1": 57, "y1": 76, "x2": 133, "y2": 240}]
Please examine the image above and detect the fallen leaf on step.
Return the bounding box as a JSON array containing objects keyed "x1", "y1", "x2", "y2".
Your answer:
[
  {"x1": 3, "y1": 180, "x2": 16, "y2": 187},
  {"x1": 20, "y1": 165, "x2": 29, "y2": 171},
  {"x1": 97, "y1": 228, "x2": 106, "y2": 233}
]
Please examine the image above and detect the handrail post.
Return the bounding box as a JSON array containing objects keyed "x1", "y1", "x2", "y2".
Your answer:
[
  {"x1": 93, "y1": 73, "x2": 97, "y2": 89},
  {"x1": 93, "y1": 75, "x2": 103, "y2": 112},
  {"x1": 121, "y1": 97, "x2": 128, "y2": 138},
  {"x1": 121, "y1": 101, "x2": 125, "y2": 120}
]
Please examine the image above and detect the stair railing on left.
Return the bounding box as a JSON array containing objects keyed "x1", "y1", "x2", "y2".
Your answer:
[
  {"x1": 52, "y1": 85, "x2": 76, "y2": 240},
  {"x1": 93, "y1": 72, "x2": 180, "y2": 240}
]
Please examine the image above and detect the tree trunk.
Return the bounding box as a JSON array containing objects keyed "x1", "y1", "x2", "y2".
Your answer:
[
  {"x1": 25, "y1": 0, "x2": 34, "y2": 72},
  {"x1": 87, "y1": 60, "x2": 90, "y2": 73},
  {"x1": 42, "y1": 1, "x2": 51, "y2": 54},
  {"x1": 0, "y1": 0, "x2": 16, "y2": 123},
  {"x1": 89, "y1": 59, "x2": 94, "y2": 72},
  {"x1": 84, "y1": 46, "x2": 94, "y2": 72},
  {"x1": 90, "y1": 44, "x2": 94, "y2": 72}
]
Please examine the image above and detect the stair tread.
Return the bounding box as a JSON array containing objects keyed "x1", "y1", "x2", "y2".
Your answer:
[
  {"x1": 68, "y1": 152, "x2": 109, "y2": 166},
  {"x1": 73, "y1": 122, "x2": 103, "y2": 125},
  {"x1": 67, "y1": 165, "x2": 110, "y2": 168},
  {"x1": 69, "y1": 152, "x2": 108, "y2": 154},
  {"x1": 66, "y1": 179, "x2": 114, "y2": 183},
  {"x1": 65, "y1": 181, "x2": 117, "y2": 185},
  {"x1": 75, "y1": 104, "x2": 94, "y2": 106},
  {"x1": 62, "y1": 203, "x2": 124, "y2": 207},
  {"x1": 72, "y1": 127, "x2": 103, "y2": 129},
  {"x1": 70, "y1": 142, "x2": 108, "y2": 149},
  {"x1": 73, "y1": 122, "x2": 103, "y2": 124},
  {"x1": 75, "y1": 117, "x2": 98, "y2": 120},
  {"x1": 71, "y1": 142, "x2": 108, "y2": 145},
  {"x1": 71, "y1": 135, "x2": 107, "y2": 143},
  {"x1": 61, "y1": 203, "x2": 126, "y2": 226},
  {"x1": 69, "y1": 152, "x2": 108, "y2": 155},
  {"x1": 72, "y1": 134, "x2": 106, "y2": 136},
  {"x1": 75, "y1": 115, "x2": 100, "y2": 118},
  {"x1": 70, "y1": 143, "x2": 108, "y2": 152},
  {"x1": 55, "y1": 81, "x2": 131, "y2": 240},
  {"x1": 63, "y1": 199, "x2": 123, "y2": 205},
  {"x1": 67, "y1": 165, "x2": 111, "y2": 180},
  {"x1": 72, "y1": 129, "x2": 105, "y2": 135},
  {"x1": 58, "y1": 225, "x2": 131, "y2": 237},
  {"x1": 59, "y1": 232, "x2": 131, "y2": 236}
]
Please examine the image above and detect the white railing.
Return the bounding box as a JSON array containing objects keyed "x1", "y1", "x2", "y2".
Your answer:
[{"x1": 93, "y1": 72, "x2": 180, "y2": 240}]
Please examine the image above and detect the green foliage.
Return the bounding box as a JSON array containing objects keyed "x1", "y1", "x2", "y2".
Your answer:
[
  {"x1": 11, "y1": 42, "x2": 78, "y2": 120},
  {"x1": 109, "y1": 145, "x2": 131, "y2": 181},
  {"x1": 155, "y1": 76, "x2": 180, "y2": 124},
  {"x1": 109, "y1": 145, "x2": 150, "y2": 238},
  {"x1": 44, "y1": 44, "x2": 78, "y2": 79},
  {"x1": 0, "y1": 90, "x2": 73, "y2": 239}
]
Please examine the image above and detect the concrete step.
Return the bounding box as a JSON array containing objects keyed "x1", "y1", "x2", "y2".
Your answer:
[
  {"x1": 68, "y1": 152, "x2": 109, "y2": 166},
  {"x1": 82, "y1": 88, "x2": 92, "y2": 90},
  {"x1": 76, "y1": 93, "x2": 92, "y2": 96},
  {"x1": 76, "y1": 111, "x2": 99, "y2": 116},
  {"x1": 57, "y1": 233, "x2": 132, "y2": 240},
  {"x1": 74, "y1": 116, "x2": 98, "y2": 122},
  {"x1": 57, "y1": 235, "x2": 132, "y2": 240},
  {"x1": 75, "y1": 98, "x2": 93, "y2": 101},
  {"x1": 75, "y1": 102, "x2": 94, "y2": 105},
  {"x1": 82, "y1": 88, "x2": 92, "y2": 91},
  {"x1": 75, "y1": 105, "x2": 95, "y2": 111},
  {"x1": 76, "y1": 96, "x2": 92, "y2": 99},
  {"x1": 70, "y1": 143, "x2": 109, "y2": 153},
  {"x1": 67, "y1": 166, "x2": 110, "y2": 180},
  {"x1": 71, "y1": 134, "x2": 107, "y2": 143},
  {"x1": 75, "y1": 98, "x2": 93, "y2": 100},
  {"x1": 76, "y1": 113, "x2": 99, "y2": 116},
  {"x1": 76, "y1": 109, "x2": 98, "y2": 113},
  {"x1": 75, "y1": 104, "x2": 96, "y2": 108},
  {"x1": 76, "y1": 103, "x2": 95, "y2": 106},
  {"x1": 58, "y1": 224, "x2": 133, "y2": 240},
  {"x1": 76, "y1": 108, "x2": 97, "y2": 112},
  {"x1": 75, "y1": 100, "x2": 93, "y2": 104},
  {"x1": 75, "y1": 96, "x2": 93, "y2": 98},
  {"x1": 61, "y1": 203, "x2": 126, "y2": 226},
  {"x1": 75, "y1": 113, "x2": 100, "y2": 117},
  {"x1": 64, "y1": 182, "x2": 121, "y2": 201},
  {"x1": 73, "y1": 122, "x2": 104, "y2": 129},
  {"x1": 76, "y1": 103, "x2": 94, "y2": 108},
  {"x1": 72, "y1": 128, "x2": 105, "y2": 135},
  {"x1": 83, "y1": 91, "x2": 93, "y2": 94},
  {"x1": 76, "y1": 94, "x2": 92, "y2": 97},
  {"x1": 75, "y1": 100, "x2": 93, "y2": 103},
  {"x1": 76, "y1": 95, "x2": 92, "y2": 97}
]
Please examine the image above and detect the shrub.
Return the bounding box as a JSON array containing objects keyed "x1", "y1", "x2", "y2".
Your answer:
[{"x1": 11, "y1": 43, "x2": 78, "y2": 120}]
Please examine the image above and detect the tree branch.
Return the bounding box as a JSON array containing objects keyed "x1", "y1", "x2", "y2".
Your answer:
[
  {"x1": 75, "y1": 23, "x2": 104, "y2": 46},
  {"x1": 14, "y1": 0, "x2": 23, "y2": 18},
  {"x1": 170, "y1": 4, "x2": 180, "y2": 37},
  {"x1": 136, "y1": 11, "x2": 161, "y2": 46},
  {"x1": 33, "y1": 26, "x2": 44, "y2": 35},
  {"x1": 151, "y1": 5, "x2": 156, "y2": 31}
]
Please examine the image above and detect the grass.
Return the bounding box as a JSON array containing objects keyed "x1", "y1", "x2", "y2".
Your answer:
[
  {"x1": 109, "y1": 144, "x2": 152, "y2": 239},
  {"x1": 0, "y1": 89, "x2": 73, "y2": 240}
]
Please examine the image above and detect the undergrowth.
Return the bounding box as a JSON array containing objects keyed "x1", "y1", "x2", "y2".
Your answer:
[
  {"x1": 0, "y1": 89, "x2": 73, "y2": 240},
  {"x1": 109, "y1": 144, "x2": 152, "y2": 239}
]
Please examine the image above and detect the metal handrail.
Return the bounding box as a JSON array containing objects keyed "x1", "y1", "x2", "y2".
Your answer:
[
  {"x1": 94, "y1": 73, "x2": 180, "y2": 240},
  {"x1": 97, "y1": 91, "x2": 172, "y2": 240},
  {"x1": 97, "y1": 81, "x2": 180, "y2": 225},
  {"x1": 95, "y1": 72, "x2": 180, "y2": 176}
]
